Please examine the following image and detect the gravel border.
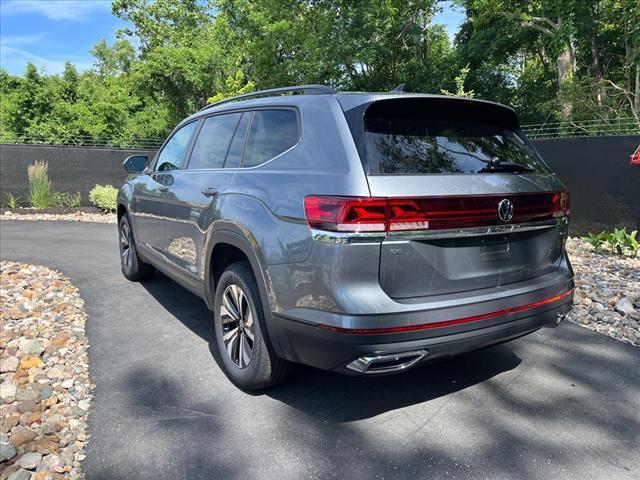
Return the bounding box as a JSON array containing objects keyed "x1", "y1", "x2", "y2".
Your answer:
[
  {"x1": 1, "y1": 211, "x2": 115, "y2": 224},
  {"x1": 566, "y1": 238, "x2": 639, "y2": 347},
  {"x1": 0, "y1": 208, "x2": 102, "y2": 216},
  {"x1": 1, "y1": 262, "x2": 94, "y2": 479}
]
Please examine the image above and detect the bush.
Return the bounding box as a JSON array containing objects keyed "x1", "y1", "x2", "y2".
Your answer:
[
  {"x1": 582, "y1": 228, "x2": 639, "y2": 256},
  {"x1": 89, "y1": 185, "x2": 118, "y2": 212},
  {"x1": 5, "y1": 193, "x2": 21, "y2": 209},
  {"x1": 60, "y1": 192, "x2": 82, "y2": 208},
  {"x1": 27, "y1": 161, "x2": 60, "y2": 208}
]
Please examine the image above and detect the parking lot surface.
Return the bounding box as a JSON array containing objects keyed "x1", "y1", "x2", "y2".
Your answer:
[{"x1": 2, "y1": 220, "x2": 638, "y2": 480}]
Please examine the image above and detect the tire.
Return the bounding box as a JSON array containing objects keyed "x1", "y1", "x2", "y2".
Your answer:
[
  {"x1": 118, "y1": 214, "x2": 155, "y2": 282},
  {"x1": 213, "y1": 261, "x2": 291, "y2": 389}
]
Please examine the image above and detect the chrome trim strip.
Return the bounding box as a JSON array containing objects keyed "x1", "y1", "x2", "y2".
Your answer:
[
  {"x1": 311, "y1": 218, "x2": 564, "y2": 244},
  {"x1": 311, "y1": 229, "x2": 387, "y2": 244},
  {"x1": 387, "y1": 218, "x2": 563, "y2": 241}
]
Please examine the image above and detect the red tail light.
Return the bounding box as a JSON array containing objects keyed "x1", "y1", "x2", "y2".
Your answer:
[
  {"x1": 303, "y1": 196, "x2": 387, "y2": 232},
  {"x1": 304, "y1": 192, "x2": 569, "y2": 233}
]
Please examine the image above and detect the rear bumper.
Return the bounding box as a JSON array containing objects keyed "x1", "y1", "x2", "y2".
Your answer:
[{"x1": 271, "y1": 286, "x2": 573, "y2": 374}]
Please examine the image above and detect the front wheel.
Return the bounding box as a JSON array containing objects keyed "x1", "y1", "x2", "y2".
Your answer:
[
  {"x1": 213, "y1": 262, "x2": 291, "y2": 389},
  {"x1": 118, "y1": 214, "x2": 155, "y2": 281}
]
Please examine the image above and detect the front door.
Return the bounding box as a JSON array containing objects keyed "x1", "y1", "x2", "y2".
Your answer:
[
  {"x1": 130, "y1": 120, "x2": 199, "y2": 258},
  {"x1": 163, "y1": 112, "x2": 249, "y2": 279}
]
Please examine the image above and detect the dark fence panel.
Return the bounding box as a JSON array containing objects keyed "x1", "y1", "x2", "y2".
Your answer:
[
  {"x1": 0, "y1": 144, "x2": 157, "y2": 206},
  {"x1": 532, "y1": 136, "x2": 640, "y2": 235},
  {"x1": 1, "y1": 138, "x2": 639, "y2": 235}
]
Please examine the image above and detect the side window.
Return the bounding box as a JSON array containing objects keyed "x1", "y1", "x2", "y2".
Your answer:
[
  {"x1": 188, "y1": 113, "x2": 242, "y2": 170},
  {"x1": 155, "y1": 121, "x2": 198, "y2": 172},
  {"x1": 243, "y1": 110, "x2": 298, "y2": 167}
]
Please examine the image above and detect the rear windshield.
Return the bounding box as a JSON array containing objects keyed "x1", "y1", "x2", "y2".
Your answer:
[{"x1": 360, "y1": 99, "x2": 549, "y2": 175}]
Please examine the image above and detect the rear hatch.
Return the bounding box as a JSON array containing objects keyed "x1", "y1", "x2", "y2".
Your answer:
[{"x1": 340, "y1": 95, "x2": 569, "y2": 299}]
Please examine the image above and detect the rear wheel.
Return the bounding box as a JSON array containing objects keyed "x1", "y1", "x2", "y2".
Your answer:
[
  {"x1": 118, "y1": 214, "x2": 155, "y2": 281},
  {"x1": 213, "y1": 262, "x2": 291, "y2": 389}
]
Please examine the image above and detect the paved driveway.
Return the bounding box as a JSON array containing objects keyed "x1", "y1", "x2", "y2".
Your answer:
[{"x1": 1, "y1": 220, "x2": 639, "y2": 480}]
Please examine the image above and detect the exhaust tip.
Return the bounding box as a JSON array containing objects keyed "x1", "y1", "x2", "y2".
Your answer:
[{"x1": 346, "y1": 349, "x2": 429, "y2": 374}]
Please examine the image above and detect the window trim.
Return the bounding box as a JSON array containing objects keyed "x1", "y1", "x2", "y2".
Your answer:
[
  {"x1": 182, "y1": 106, "x2": 301, "y2": 172},
  {"x1": 223, "y1": 112, "x2": 250, "y2": 169},
  {"x1": 149, "y1": 119, "x2": 200, "y2": 173}
]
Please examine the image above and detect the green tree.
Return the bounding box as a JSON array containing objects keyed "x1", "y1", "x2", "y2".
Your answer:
[
  {"x1": 456, "y1": 0, "x2": 639, "y2": 128},
  {"x1": 217, "y1": 0, "x2": 457, "y2": 93}
]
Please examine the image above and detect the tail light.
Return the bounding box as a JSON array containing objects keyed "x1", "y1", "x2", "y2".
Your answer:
[
  {"x1": 303, "y1": 196, "x2": 387, "y2": 232},
  {"x1": 304, "y1": 192, "x2": 569, "y2": 233},
  {"x1": 552, "y1": 191, "x2": 570, "y2": 217}
]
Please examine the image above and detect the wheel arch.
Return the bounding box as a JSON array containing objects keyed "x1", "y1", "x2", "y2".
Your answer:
[
  {"x1": 205, "y1": 228, "x2": 287, "y2": 359},
  {"x1": 117, "y1": 203, "x2": 127, "y2": 222}
]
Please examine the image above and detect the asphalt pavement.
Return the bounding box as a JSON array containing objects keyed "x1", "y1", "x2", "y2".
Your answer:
[{"x1": 1, "y1": 220, "x2": 639, "y2": 480}]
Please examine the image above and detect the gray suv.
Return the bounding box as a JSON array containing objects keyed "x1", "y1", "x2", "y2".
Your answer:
[{"x1": 117, "y1": 85, "x2": 574, "y2": 389}]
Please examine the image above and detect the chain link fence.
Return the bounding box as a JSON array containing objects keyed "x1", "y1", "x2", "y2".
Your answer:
[
  {"x1": 0, "y1": 132, "x2": 165, "y2": 149},
  {"x1": 521, "y1": 118, "x2": 639, "y2": 139},
  {"x1": 2, "y1": 118, "x2": 639, "y2": 149}
]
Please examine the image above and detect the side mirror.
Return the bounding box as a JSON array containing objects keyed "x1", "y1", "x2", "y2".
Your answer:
[{"x1": 123, "y1": 155, "x2": 148, "y2": 173}]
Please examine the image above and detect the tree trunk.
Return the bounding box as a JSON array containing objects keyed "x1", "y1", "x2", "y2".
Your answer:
[
  {"x1": 557, "y1": 45, "x2": 574, "y2": 120},
  {"x1": 538, "y1": 45, "x2": 551, "y2": 75},
  {"x1": 591, "y1": 34, "x2": 608, "y2": 118}
]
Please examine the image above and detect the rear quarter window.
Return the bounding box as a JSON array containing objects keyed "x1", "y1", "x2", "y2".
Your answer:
[{"x1": 243, "y1": 109, "x2": 299, "y2": 167}]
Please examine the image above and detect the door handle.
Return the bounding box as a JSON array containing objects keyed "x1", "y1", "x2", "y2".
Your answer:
[{"x1": 201, "y1": 187, "x2": 218, "y2": 197}]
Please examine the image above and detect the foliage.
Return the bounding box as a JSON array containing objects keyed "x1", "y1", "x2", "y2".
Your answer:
[
  {"x1": 0, "y1": 0, "x2": 638, "y2": 144},
  {"x1": 441, "y1": 65, "x2": 475, "y2": 98},
  {"x1": 5, "y1": 193, "x2": 21, "y2": 209},
  {"x1": 456, "y1": 0, "x2": 640, "y2": 127},
  {"x1": 27, "y1": 161, "x2": 60, "y2": 209},
  {"x1": 60, "y1": 192, "x2": 82, "y2": 208},
  {"x1": 216, "y1": 0, "x2": 457, "y2": 92},
  {"x1": 89, "y1": 185, "x2": 118, "y2": 212},
  {"x1": 207, "y1": 70, "x2": 256, "y2": 103},
  {"x1": 582, "y1": 229, "x2": 639, "y2": 256}
]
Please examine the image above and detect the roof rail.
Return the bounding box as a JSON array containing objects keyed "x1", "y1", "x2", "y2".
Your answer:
[{"x1": 200, "y1": 84, "x2": 336, "y2": 111}]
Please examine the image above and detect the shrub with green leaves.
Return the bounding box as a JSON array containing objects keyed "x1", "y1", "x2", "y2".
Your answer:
[
  {"x1": 5, "y1": 193, "x2": 21, "y2": 209},
  {"x1": 60, "y1": 191, "x2": 82, "y2": 208},
  {"x1": 582, "y1": 228, "x2": 639, "y2": 256},
  {"x1": 582, "y1": 232, "x2": 608, "y2": 253},
  {"x1": 89, "y1": 185, "x2": 118, "y2": 212}
]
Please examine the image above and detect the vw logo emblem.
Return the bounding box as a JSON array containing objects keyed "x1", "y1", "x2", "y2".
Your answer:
[{"x1": 498, "y1": 199, "x2": 514, "y2": 222}]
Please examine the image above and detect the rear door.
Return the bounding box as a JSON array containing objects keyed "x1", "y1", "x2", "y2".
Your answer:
[{"x1": 343, "y1": 97, "x2": 569, "y2": 299}]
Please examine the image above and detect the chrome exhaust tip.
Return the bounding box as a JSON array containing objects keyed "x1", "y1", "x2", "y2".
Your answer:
[
  {"x1": 556, "y1": 313, "x2": 568, "y2": 326},
  {"x1": 346, "y1": 349, "x2": 429, "y2": 374}
]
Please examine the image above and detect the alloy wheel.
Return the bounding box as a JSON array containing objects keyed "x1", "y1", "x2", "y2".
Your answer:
[
  {"x1": 220, "y1": 284, "x2": 255, "y2": 368},
  {"x1": 120, "y1": 222, "x2": 132, "y2": 270}
]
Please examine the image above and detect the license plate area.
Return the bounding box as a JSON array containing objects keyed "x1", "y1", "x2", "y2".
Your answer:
[{"x1": 479, "y1": 235, "x2": 510, "y2": 262}]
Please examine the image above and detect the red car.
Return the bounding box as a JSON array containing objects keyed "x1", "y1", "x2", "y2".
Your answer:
[{"x1": 632, "y1": 145, "x2": 640, "y2": 165}]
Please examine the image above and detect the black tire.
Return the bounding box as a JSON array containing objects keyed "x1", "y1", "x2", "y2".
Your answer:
[
  {"x1": 213, "y1": 261, "x2": 291, "y2": 389},
  {"x1": 118, "y1": 214, "x2": 155, "y2": 282}
]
